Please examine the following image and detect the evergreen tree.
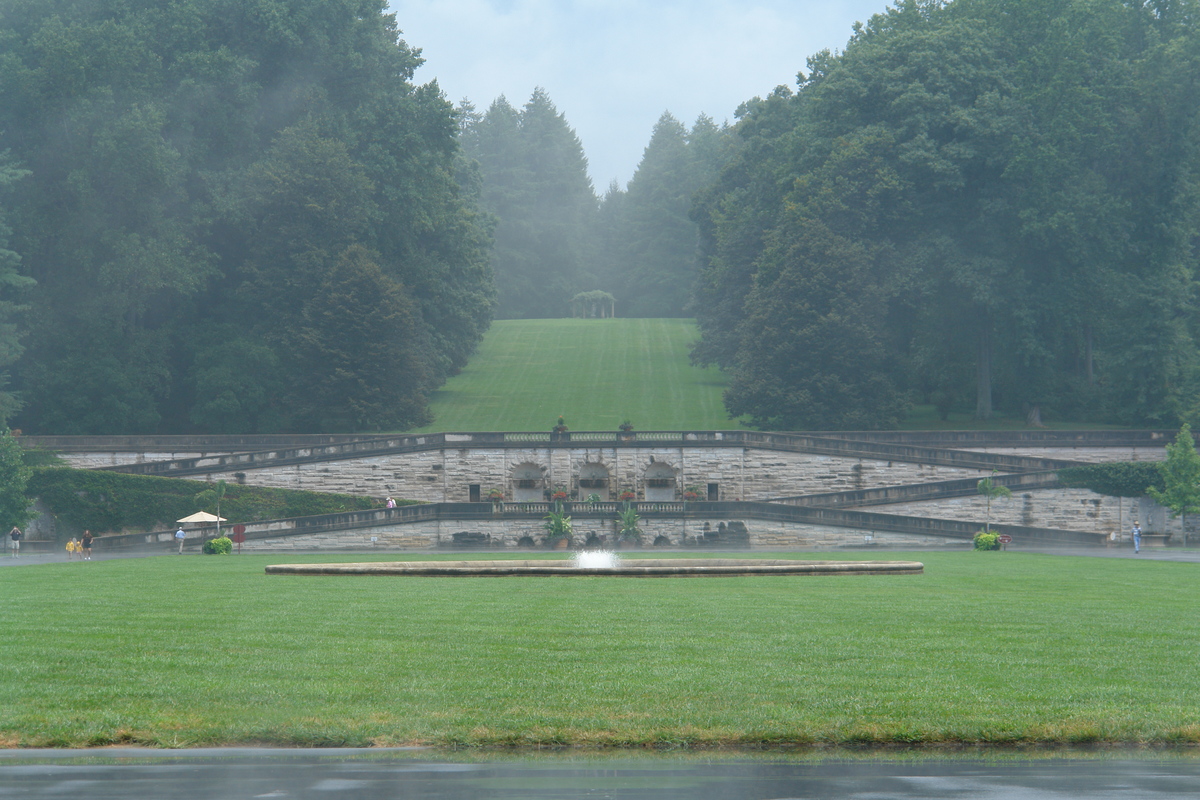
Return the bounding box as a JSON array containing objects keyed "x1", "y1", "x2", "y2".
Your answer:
[
  {"x1": 464, "y1": 89, "x2": 596, "y2": 318},
  {"x1": 597, "y1": 113, "x2": 734, "y2": 318}
]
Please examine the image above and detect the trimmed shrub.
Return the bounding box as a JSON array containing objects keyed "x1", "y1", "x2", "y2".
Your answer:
[
  {"x1": 1057, "y1": 462, "x2": 1164, "y2": 497},
  {"x1": 27, "y1": 467, "x2": 415, "y2": 534},
  {"x1": 973, "y1": 531, "x2": 1000, "y2": 551},
  {"x1": 202, "y1": 536, "x2": 233, "y2": 555}
]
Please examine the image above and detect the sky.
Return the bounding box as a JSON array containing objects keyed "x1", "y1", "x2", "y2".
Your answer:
[{"x1": 387, "y1": 0, "x2": 888, "y2": 191}]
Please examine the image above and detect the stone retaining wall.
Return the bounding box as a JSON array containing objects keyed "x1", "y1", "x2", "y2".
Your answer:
[
  {"x1": 237, "y1": 517, "x2": 954, "y2": 552},
  {"x1": 864, "y1": 489, "x2": 1194, "y2": 538},
  {"x1": 189, "y1": 447, "x2": 987, "y2": 503}
]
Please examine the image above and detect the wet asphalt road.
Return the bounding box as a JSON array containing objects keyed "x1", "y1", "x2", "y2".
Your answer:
[{"x1": 2, "y1": 750, "x2": 1200, "y2": 799}]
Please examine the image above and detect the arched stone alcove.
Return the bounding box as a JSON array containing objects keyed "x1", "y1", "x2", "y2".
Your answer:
[
  {"x1": 578, "y1": 462, "x2": 610, "y2": 500},
  {"x1": 644, "y1": 462, "x2": 677, "y2": 502},
  {"x1": 511, "y1": 463, "x2": 546, "y2": 502}
]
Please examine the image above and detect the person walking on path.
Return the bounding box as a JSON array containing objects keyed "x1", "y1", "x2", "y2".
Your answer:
[
  {"x1": 8, "y1": 526, "x2": 20, "y2": 557},
  {"x1": 81, "y1": 529, "x2": 93, "y2": 560},
  {"x1": 175, "y1": 526, "x2": 186, "y2": 554},
  {"x1": 1132, "y1": 521, "x2": 1142, "y2": 554}
]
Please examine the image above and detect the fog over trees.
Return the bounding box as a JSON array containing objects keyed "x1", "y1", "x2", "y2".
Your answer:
[
  {"x1": 0, "y1": 0, "x2": 1198, "y2": 433},
  {"x1": 0, "y1": 0, "x2": 492, "y2": 434}
]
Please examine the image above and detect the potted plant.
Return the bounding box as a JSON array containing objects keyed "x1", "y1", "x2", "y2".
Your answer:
[
  {"x1": 551, "y1": 415, "x2": 569, "y2": 441},
  {"x1": 617, "y1": 490, "x2": 636, "y2": 502},
  {"x1": 682, "y1": 486, "x2": 702, "y2": 502},
  {"x1": 615, "y1": 503, "x2": 642, "y2": 548},
  {"x1": 618, "y1": 420, "x2": 635, "y2": 442},
  {"x1": 549, "y1": 486, "x2": 570, "y2": 502},
  {"x1": 543, "y1": 501, "x2": 573, "y2": 549},
  {"x1": 486, "y1": 488, "x2": 504, "y2": 502}
]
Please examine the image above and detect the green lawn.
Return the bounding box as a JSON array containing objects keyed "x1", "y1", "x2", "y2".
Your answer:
[
  {"x1": 412, "y1": 319, "x2": 1137, "y2": 433},
  {"x1": 2, "y1": 551, "x2": 1197, "y2": 749},
  {"x1": 415, "y1": 319, "x2": 745, "y2": 432}
]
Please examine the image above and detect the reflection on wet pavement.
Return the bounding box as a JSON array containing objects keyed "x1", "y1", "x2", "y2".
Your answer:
[{"x1": 2, "y1": 749, "x2": 1200, "y2": 799}]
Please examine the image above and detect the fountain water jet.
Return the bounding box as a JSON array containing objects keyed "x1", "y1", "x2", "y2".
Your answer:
[{"x1": 573, "y1": 550, "x2": 621, "y2": 569}]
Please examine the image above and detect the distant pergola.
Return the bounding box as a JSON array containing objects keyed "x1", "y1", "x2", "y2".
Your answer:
[{"x1": 569, "y1": 290, "x2": 616, "y2": 318}]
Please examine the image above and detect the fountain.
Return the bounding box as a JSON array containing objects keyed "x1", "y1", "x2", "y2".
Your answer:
[
  {"x1": 573, "y1": 550, "x2": 621, "y2": 569},
  {"x1": 265, "y1": 555, "x2": 923, "y2": 577}
]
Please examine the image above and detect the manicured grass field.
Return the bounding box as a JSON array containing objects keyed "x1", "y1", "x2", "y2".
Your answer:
[
  {"x1": 2, "y1": 551, "x2": 1197, "y2": 749},
  {"x1": 415, "y1": 319, "x2": 745, "y2": 432}
]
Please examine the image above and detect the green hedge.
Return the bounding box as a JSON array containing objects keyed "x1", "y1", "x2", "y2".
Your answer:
[
  {"x1": 1056, "y1": 462, "x2": 1164, "y2": 498},
  {"x1": 27, "y1": 467, "x2": 418, "y2": 535}
]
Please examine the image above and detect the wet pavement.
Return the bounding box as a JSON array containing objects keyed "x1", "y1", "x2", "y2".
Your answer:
[{"x1": 2, "y1": 749, "x2": 1200, "y2": 799}]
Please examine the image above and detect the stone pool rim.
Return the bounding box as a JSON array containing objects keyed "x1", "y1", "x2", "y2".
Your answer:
[{"x1": 264, "y1": 558, "x2": 924, "y2": 577}]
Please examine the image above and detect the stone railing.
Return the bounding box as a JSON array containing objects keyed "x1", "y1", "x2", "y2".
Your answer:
[
  {"x1": 94, "y1": 498, "x2": 1105, "y2": 552},
  {"x1": 771, "y1": 470, "x2": 1063, "y2": 508},
  {"x1": 17, "y1": 433, "x2": 370, "y2": 453},
  {"x1": 84, "y1": 429, "x2": 1085, "y2": 478}
]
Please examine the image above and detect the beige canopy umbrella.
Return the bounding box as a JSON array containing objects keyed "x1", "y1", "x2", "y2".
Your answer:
[
  {"x1": 177, "y1": 511, "x2": 228, "y2": 539},
  {"x1": 176, "y1": 512, "x2": 227, "y2": 524}
]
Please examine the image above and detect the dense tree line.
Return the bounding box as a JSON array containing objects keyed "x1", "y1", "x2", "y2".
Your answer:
[
  {"x1": 461, "y1": 93, "x2": 732, "y2": 320},
  {"x1": 5, "y1": 0, "x2": 1199, "y2": 435},
  {"x1": 692, "y1": 0, "x2": 1200, "y2": 430},
  {"x1": 0, "y1": 0, "x2": 493, "y2": 434},
  {"x1": 459, "y1": 90, "x2": 596, "y2": 319},
  {"x1": 594, "y1": 112, "x2": 732, "y2": 318}
]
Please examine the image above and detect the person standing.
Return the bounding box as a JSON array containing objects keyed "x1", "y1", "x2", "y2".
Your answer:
[
  {"x1": 175, "y1": 526, "x2": 186, "y2": 554},
  {"x1": 1132, "y1": 521, "x2": 1142, "y2": 554},
  {"x1": 8, "y1": 526, "x2": 20, "y2": 557},
  {"x1": 386, "y1": 496, "x2": 397, "y2": 509},
  {"x1": 81, "y1": 529, "x2": 93, "y2": 560}
]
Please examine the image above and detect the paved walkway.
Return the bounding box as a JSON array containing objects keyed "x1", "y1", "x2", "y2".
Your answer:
[{"x1": 3, "y1": 749, "x2": 1200, "y2": 799}]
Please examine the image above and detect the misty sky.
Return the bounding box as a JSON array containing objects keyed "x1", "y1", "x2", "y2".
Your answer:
[{"x1": 388, "y1": 0, "x2": 887, "y2": 190}]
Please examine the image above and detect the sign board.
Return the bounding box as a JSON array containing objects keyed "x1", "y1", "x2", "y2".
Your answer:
[
  {"x1": 231, "y1": 524, "x2": 247, "y2": 553},
  {"x1": 997, "y1": 534, "x2": 1013, "y2": 544}
]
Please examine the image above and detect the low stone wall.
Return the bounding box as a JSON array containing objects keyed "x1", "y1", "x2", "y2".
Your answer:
[
  {"x1": 957, "y1": 446, "x2": 1166, "y2": 464},
  {"x1": 62, "y1": 451, "x2": 207, "y2": 469},
  {"x1": 864, "y1": 489, "x2": 1194, "y2": 539},
  {"x1": 237, "y1": 517, "x2": 955, "y2": 553}
]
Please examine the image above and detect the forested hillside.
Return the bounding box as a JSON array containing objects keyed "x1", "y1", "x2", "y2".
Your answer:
[
  {"x1": 691, "y1": 0, "x2": 1200, "y2": 430},
  {"x1": 460, "y1": 92, "x2": 732, "y2": 320},
  {"x1": 0, "y1": 0, "x2": 493, "y2": 434},
  {"x1": 2, "y1": 0, "x2": 1198, "y2": 435}
]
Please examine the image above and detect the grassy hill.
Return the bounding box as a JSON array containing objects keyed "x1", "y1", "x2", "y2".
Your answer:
[
  {"x1": 415, "y1": 319, "x2": 746, "y2": 432},
  {"x1": 413, "y1": 318, "x2": 1128, "y2": 434}
]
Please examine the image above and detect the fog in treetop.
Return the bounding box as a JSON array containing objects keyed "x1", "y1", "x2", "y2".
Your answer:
[{"x1": 389, "y1": 0, "x2": 883, "y2": 189}]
